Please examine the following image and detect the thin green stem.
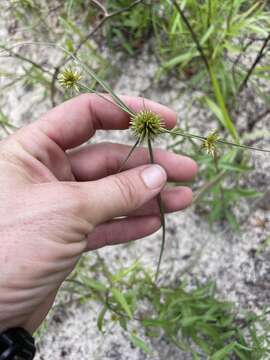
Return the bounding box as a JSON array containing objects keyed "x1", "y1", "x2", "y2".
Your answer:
[
  {"x1": 147, "y1": 137, "x2": 166, "y2": 282},
  {"x1": 162, "y1": 129, "x2": 270, "y2": 153},
  {"x1": 2, "y1": 42, "x2": 136, "y2": 117},
  {"x1": 213, "y1": 152, "x2": 225, "y2": 217},
  {"x1": 207, "y1": 0, "x2": 212, "y2": 29},
  {"x1": 172, "y1": 0, "x2": 210, "y2": 73},
  {"x1": 193, "y1": 170, "x2": 227, "y2": 203},
  {"x1": 162, "y1": 128, "x2": 206, "y2": 141},
  {"x1": 171, "y1": 2, "x2": 239, "y2": 142},
  {"x1": 216, "y1": 139, "x2": 270, "y2": 153},
  {"x1": 78, "y1": 82, "x2": 126, "y2": 110},
  {"x1": 238, "y1": 32, "x2": 270, "y2": 95}
]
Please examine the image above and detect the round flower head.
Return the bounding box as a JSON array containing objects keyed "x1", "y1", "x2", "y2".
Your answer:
[
  {"x1": 58, "y1": 67, "x2": 81, "y2": 92},
  {"x1": 202, "y1": 129, "x2": 220, "y2": 158},
  {"x1": 130, "y1": 110, "x2": 165, "y2": 142}
]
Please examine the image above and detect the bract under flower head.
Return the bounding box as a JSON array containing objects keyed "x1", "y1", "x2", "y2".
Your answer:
[{"x1": 130, "y1": 110, "x2": 165, "y2": 142}]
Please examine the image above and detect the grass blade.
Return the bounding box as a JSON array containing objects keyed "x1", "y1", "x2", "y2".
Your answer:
[
  {"x1": 111, "y1": 288, "x2": 133, "y2": 319},
  {"x1": 130, "y1": 333, "x2": 151, "y2": 354}
]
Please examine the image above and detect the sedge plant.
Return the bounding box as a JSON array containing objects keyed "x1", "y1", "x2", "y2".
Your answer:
[
  {"x1": 164, "y1": 0, "x2": 270, "y2": 225},
  {"x1": 1, "y1": 40, "x2": 270, "y2": 277},
  {"x1": 61, "y1": 254, "x2": 270, "y2": 358},
  {"x1": 54, "y1": 47, "x2": 270, "y2": 280}
]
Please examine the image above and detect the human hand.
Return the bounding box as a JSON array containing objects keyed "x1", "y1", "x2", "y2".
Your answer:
[{"x1": 0, "y1": 94, "x2": 197, "y2": 334}]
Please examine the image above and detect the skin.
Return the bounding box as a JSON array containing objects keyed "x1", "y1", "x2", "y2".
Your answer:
[{"x1": 0, "y1": 94, "x2": 197, "y2": 334}]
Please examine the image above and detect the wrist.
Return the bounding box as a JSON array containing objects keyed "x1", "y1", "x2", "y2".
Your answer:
[
  {"x1": 0, "y1": 316, "x2": 27, "y2": 335},
  {"x1": 0, "y1": 327, "x2": 36, "y2": 360}
]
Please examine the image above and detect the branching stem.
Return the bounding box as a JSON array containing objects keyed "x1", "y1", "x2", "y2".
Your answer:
[
  {"x1": 172, "y1": 0, "x2": 210, "y2": 73},
  {"x1": 238, "y1": 32, "x2": 270, "y2": 94},
  {"x1": 162, "y1": 128, "x2": 270, "y2": 153}
]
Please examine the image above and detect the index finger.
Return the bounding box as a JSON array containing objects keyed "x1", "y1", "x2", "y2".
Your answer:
[{"x1": 33, "y1": 94, "x2": 177, "y2": 150}]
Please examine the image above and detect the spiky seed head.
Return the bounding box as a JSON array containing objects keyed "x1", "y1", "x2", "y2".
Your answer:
[
  {"x1": 58, "y1": 67, "x2": 81, "y2": 92},
  {"x1": 130, "y1": 110, "x2": 165, "y2": 142},
  {"x1": 202, "y1": 129, "x2": 220, "y2": 158}
]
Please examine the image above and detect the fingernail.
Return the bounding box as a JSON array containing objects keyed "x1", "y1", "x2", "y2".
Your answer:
[{"x1": 141, "y1": 165, "x2": 167, "y2": 189}]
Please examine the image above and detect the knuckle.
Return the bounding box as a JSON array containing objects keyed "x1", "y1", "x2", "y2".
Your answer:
[
  {"x1": 113, "y1": 174, "x2": 139, "y2": 209},
  {"x1": 103, "y1": 143, "x2": 120, "y2": 175}
]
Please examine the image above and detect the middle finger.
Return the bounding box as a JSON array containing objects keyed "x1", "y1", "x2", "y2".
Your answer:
[{"x1": 68, "y1": 142, "x2": 198, "y2": 182}]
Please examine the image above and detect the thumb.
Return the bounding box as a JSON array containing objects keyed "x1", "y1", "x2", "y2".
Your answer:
[{"x1": 79, "y1": 164, "x2": 167, "y2": 225}]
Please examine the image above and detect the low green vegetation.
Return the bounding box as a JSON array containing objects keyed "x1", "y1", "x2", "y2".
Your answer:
[{"x1": 64, "y1": 256, "x2": 270, "y2": 359}]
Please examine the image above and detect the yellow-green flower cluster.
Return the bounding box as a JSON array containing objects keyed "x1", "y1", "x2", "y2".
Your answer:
[
  {"x1": 58, "y1": 67, "x2": 81, "y2": 92},
  {"x1": 202, "y1": 129, "x2": 220, "y2": 158},
  {"x1": 130, "y1": 110, "x2": 165, "y2": 142}
]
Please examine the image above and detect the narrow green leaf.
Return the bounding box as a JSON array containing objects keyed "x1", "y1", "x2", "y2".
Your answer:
[
  {"x1": 219, "y1": 162, "x2": 253, "y2": 172},
  {"x1": 163, "y1": 51, "x2": 198, "y2": 70},
  {"x1": 97, "y1": 306, "x2": 107, "y2": 332},
  {"x1": 130, "y1": 334, "x2": 151, "y2": 354},
  {"x1": 203, "y1": 96, "x2": 224, "y2": 126},
  {"x1": 83, "y1": 277, "x2": 107, "y2": 292},
  {"x1": 111, "y1": 288, "x2": 133, "y2": 319},
  {"x1": 209, "y1": 66, "x2": 239, "y2": 142},
  {"x1": 112, "y1": 261, "x2": 140, "y2": 282},
  {"x1": 211, "y1": 343, "x2": 236, "y2": 360}
]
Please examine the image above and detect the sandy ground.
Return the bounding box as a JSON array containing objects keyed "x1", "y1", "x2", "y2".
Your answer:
[{"x1": 1, "y1": 17, "x2": 270, "y2": 360}]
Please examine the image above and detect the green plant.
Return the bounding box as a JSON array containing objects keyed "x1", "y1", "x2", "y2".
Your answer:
[
  {"x1": 63, "y1": 255, "x2": 270, "y2": 359},
  {"x1": 105, "y1": 0, "x2": 152, "y2": 54},
  {"x1": 52, "y1": 52, "x2": 269, "y2": 277},
  {"x1": 159, "y1": 0, "x2": 270, "y2": 226},
  {"x1": 0, "y1": 0, "x2": 117, "y2": 107},
  {"x1": 153, "y1": 1, "x2": 270, "y2": 97},
  {"x1": 4, "y1": 39, "x2": 263, "y2": 278}
]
